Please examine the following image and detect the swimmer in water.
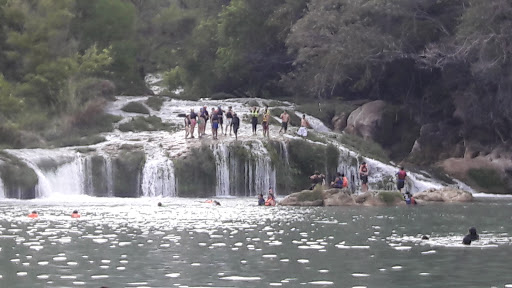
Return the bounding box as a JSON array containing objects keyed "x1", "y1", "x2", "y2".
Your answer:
[
  {"x1": 213, "y1": 200, "x2": 221, "y2": 206},
  {"x1": 71, "y1": 210, "x2": 80, "y2": 218},
  {"x1": 28, "y1": 211, "x2": 38, "y2": 218},
  {"x1": 421, "y1": 235, "x2": 429, "y2": 240},
  {"x1": 158, "y1": 202, "x2": 162, "y2": 207},
  {"x1": 258, "y1": 194, "x2": 265, "y2": 206},
  {"x1": 462, "y1": 227, "x2": 479, "y2": 245}
]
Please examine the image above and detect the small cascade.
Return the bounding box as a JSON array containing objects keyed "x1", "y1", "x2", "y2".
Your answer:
[
  {"x1": 213, "y1": 144, "x2": 230, "y2": 196},
  {"x1": 337, "y1": 151, "x2": 360, "y2": 193},
  {"x1": 104, "y1": 157, "x2": 114, "y2": 197},
  {"x1": 0, "y1": 177, "x2": 4, "y2": 199},
  {"x1": 141, "y1": 157, "x2": 177, "y2": 197}
]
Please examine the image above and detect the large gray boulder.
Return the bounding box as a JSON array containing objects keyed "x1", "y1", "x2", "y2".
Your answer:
[
  {"x1": 324, "y1": 188, "x2": 355, "y2": 206},
  {"x1": 279, "y1": 188, "x2": 405, "y2": 207},
  {"x1": 345, "y1": 100, "x2": 387, "y2": 140},
  {"x1": 413, "y1": 188, "x2": 473, "y2": 203},
  {"x1": 279, "y1": 189, "x2": 324, "y2": 206}
]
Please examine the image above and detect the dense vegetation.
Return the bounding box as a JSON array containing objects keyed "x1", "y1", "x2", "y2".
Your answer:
[{"x1": 1, "y1": 0, "x2": 511, "y2": 164}]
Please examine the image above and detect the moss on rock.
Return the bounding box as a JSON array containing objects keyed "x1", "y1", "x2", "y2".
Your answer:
[
  {"x1": 113, "y1": 150, "x2": 145, "y2": 197},
  {"x1": 174, "y1": 145, "x2": 216, "y2": 197}
]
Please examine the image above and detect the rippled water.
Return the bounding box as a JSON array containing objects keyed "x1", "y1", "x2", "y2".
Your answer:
[{"x1": 1, "y1": 197, "x2": 512, "y2": 287}]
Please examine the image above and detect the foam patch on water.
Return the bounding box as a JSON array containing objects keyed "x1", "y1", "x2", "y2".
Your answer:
[{"x1": 387, "y1": 234, "x2": 511, "y2": 248}]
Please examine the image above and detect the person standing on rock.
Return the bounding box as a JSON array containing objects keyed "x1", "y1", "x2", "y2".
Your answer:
[
  {"x1": 189, "y1": 109, "x2": 197, "y2": 138},
  {"x1": 202, "y1": 106, "x2": 209, "y2": 135},
  {"x1": 198, "y1": 108, "x2": 205, "y2": 138},
  {"x1": 184, "y1": 114, "x2": 191, "y2": 139},
  {"x1": 250, "y1": 107, "x2": 259, "y2": 135},
  {"x1": 217, "y1": 105, "x2": 224, "y2": 135},
  {"x1": 232, "y1": 112, "x2": 240, "y2": 140},
  {"x1": 279, "y1": 110, "x2": 290, "y2": 134},
  {"x1": 396, "y1": 167, "x2": 407, "y2": 194},
  {"x1": 262, "y1": 107, "x2": 270, "y2": 138},
  {"x1": 211, "y1": 110, "x2": 220, "y2": 140},
  {"x1": 297, "y1": 114, "x2": 309, "y2": 138},
  {"x1": 225, "y1": 106, "x2": 233, "y2": 136},
  {"x1": 210, "y1": 108, "x2": 216, "y2": 136},
  {"x1": 359, "y1": 162, "x2": 369, "y2": 192}
]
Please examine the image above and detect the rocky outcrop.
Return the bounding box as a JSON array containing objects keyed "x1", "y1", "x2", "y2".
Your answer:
[
  {"x1": 332, "y1": 113, "x2": 350, "y2": 132},
  {"x1": 413, "y1": 188, "x2": 473, "y2": 203},
  {"x1": 345, "y1": 100, "x2": 388, "y2": 140},
  {"x1": 279, "y1": 188, "x2": 405, "y2": 206}
]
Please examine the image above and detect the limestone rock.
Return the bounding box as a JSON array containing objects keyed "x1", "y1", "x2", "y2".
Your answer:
[
  {"x1": 324, "y1": 189, "x2": 355, "y2": 206},
  {"x1": 413, "y1": 188, "x2": 473, "y2": 203},
  {"x1": 279, "y1": 190, "x2": 324, "y2": 206},
  {"x1": 332, "y1": 113, "x2": 349, "y2": 132}
]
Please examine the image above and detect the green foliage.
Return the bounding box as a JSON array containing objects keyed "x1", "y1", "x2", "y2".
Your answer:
[
  {"x1": 336, "y1": 134, "x2": 390, "y2": 163},
  {"x1": 121, "y1": 102, "x2": 150, "y2": 114},
  {"x1": 145, "y1": 96, "x2": 165, "y2": 111},
  {"x1": 174, "y1": 145, "x2": 216, "y2": 197},
  {"x1": 467, "y1": 168, "x2": 505, "y2": 190},
  {"x1": 377, "y1": 191, "x2": 404, "y2": 205}
]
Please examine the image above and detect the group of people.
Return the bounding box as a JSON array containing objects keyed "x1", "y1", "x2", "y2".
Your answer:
[
  {"x1": 258, "y1": 187, "x2": 276, "y2": 206},
  {"x1": 184, "y1": 105, "x2": 240, "y2": 140},
  {"x1": 183, "y1": 104, "x2": 312, "y2": 141}
]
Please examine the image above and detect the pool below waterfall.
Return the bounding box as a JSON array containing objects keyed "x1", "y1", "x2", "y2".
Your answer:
[{"x1": 0, "y1": 197, "x2": 511, "y2": 287}]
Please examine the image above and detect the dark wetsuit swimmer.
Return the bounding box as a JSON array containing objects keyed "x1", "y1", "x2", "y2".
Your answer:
[{"x1": 462, "y1": 227, "x2": 479, "y2": 245}]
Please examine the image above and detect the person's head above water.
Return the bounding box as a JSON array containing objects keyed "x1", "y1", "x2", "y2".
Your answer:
[
  {"x1": 157, "y1": 202, "x2": 162, "y2": 207},
  {"x1": 469, "y1": 227, "x2": 478, "y2": 236},
  {"x1": 72, "y1": 210, "x2": 78, "y2": 214},
  {"x1": 32, "y1": 211, "x2": 37, "y2": 214}
]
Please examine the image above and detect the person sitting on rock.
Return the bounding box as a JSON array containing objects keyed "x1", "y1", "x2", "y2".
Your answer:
[
  {"x1": 331, "y1": 172, "x2": 348, "y2": 189},
  {"x1": 404, "y1": 192, "x2": 417, "y2": 205},
  {"x1": 462, "y1": 227, "x2": 479, "y2": 245},
  {"x1": 309, "y1": 171, "x2": 325, "y2": 190}
]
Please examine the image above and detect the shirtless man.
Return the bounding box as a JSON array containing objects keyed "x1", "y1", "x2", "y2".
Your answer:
[{"x1": 279, "y1": 111, "x2": 290, "y2": 134}]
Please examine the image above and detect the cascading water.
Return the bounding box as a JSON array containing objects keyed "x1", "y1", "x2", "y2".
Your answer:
[
  {"x1": 141, "y1": 157, "x2": 177, "y2": 197},
  {"x1": 337, "y1": 151, "x2": 360, "y2": 193},
  {"x1": 0, "y1": 177, "x2": 4, "y2": 199}
]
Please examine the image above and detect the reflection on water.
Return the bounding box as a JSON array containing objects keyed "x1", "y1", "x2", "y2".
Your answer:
[{"x1": 0, "y1": 197, "x2": 512, "y2": 287}]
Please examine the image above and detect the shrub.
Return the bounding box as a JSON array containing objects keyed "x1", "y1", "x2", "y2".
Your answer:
[
  {"x1": 121, "y1": 102, "x2": 150, "y2": 114},
  {"x1": 378, "y1": 191, "x2": 404, "y2": 204},
  {"x1": 145, "y1": 96, "x2": 165, "y2": 111}
]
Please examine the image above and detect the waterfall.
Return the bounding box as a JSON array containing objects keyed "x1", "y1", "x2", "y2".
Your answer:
[
  {"x1": 213, "y1": 144, "x2": 230, "y2": 196},
  {"x1": 141, "y1": 157, "x2": 177, "y2": 197},
  {"x1": 0, "y1": 177, "x2": 4, "y2": 199},
  {"x1": 104, "y1": 157, "x2": 114, "y2": 197},
  {"x1": 337, "y1": 151, "x2": 360, "y2": 193}
]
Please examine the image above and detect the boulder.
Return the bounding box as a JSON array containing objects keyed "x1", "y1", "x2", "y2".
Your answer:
[
  {"x1": 345, "y1": 100, "x2": 387, "y2": 140},
  {"x1": 279, "y1": 189, "x2": 324, "y2": 206},
  {"x1": 324, "y1": 188, "x2": 355, "y2": 206},
  {"x1": 332, "y1": 113, "x2": 349, "y2": 132},
  {"x1": 413, "y1": 188, "x2": 473, "y2": 203}
]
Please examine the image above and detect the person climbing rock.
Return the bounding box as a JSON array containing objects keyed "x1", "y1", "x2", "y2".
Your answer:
[
  {"x1": 359, "y1": 162, "x2": 369, "y2": 192},
  {"x1": 462, "y1": 227, "x2": 479, "y2": 245},
  {"x1": 309, "y1": 171, "x2": 325, "y2": 190}
]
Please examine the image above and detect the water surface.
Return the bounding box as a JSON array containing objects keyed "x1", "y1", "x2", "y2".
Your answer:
[{"x1": 0, "y1": 197, "x2": 511, "y2": 287}]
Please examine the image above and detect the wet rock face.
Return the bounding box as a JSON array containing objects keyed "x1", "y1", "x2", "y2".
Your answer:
[
  {"x1": 413, "y1": 188, "x2": 473, "y2": 203},
  {"x1": 0, "y1": 156, "x2": 38, "y2": 199},
  {"x1": 409, "y1": 122, "x2": 464, "y2": 163},
  {"x1": 113, "y1": 151, "x2": 146, "y2": 197}
]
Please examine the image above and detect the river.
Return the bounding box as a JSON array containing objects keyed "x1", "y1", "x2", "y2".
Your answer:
[{"x1": 0, "y1": 197, "x2": 511, "y2": 287}]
